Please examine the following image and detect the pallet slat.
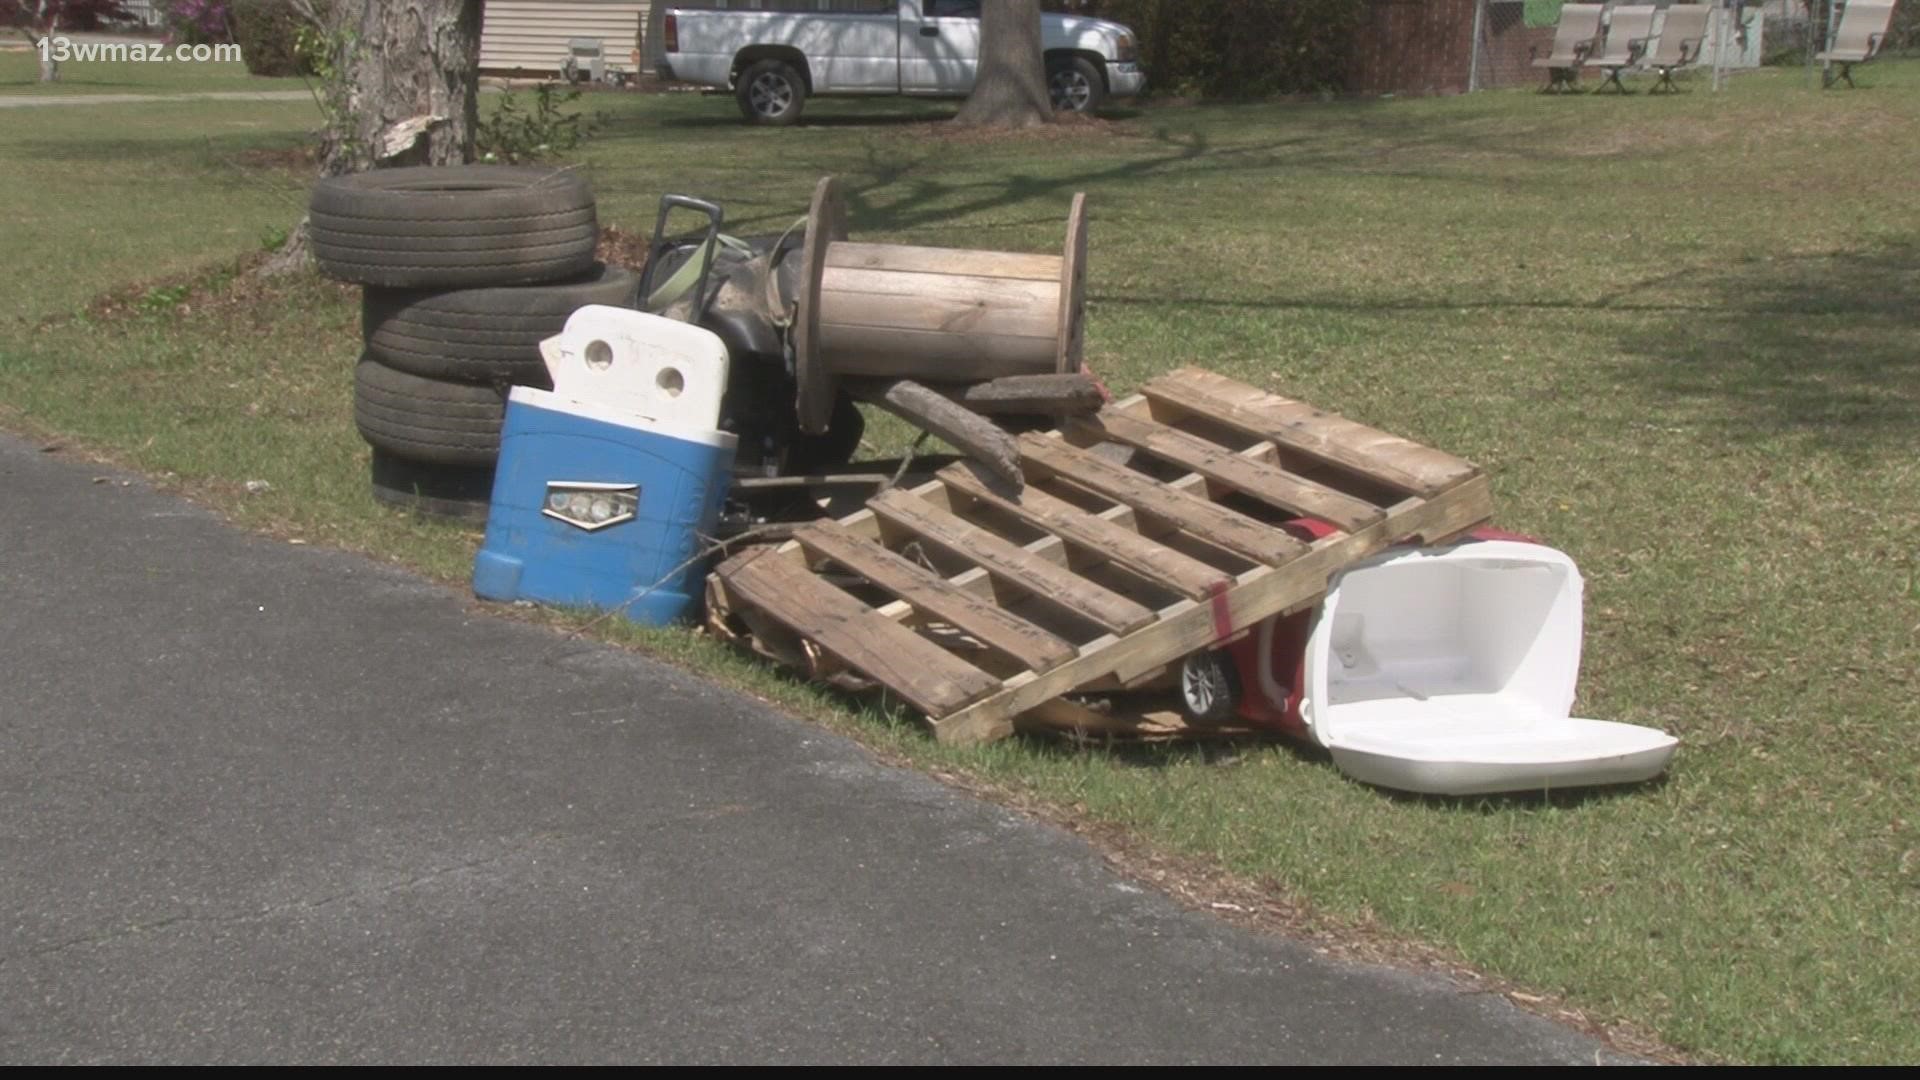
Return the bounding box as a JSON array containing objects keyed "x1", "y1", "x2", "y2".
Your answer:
[
  {"x1": 1144, "y1": 367, "x2": 1478, "y2": 497},
  {"x1": 867, "y1": 489, "x2": 1157, "y2": 636},
  {"x1": 711, "y1": 369, "x2": 1495, "y2": 747},
  {"x1": 1015, "y1": 433, "x2": 1306, "y2": 566},
  {"x1": 930, "y1": 473, "x2": 1496, "y2": 744},
  {"x1": 719, "y1": 548, "x2": 1001, "y2": 717},
  {"x1": 938, "y1": 464, "x2": 1232, "y2": 603},
  {"x1": 1070, "y1": 411, "x2": 1385, "y2": 532},
  {"x1": 793, "y1": 520, "x2": 1077, "y2": 674}
]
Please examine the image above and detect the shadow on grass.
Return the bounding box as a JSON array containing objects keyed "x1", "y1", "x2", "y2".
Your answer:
[
  {"x1": 589, "y1": 96, "x2": 1569, "y2": 238},
  {"x1": 658, "y1": 108, "x2": 957, "y2": 129},
  {"x1": 654, "y1": 104, "x2": 1146, "y2": 130},
  {"x1": 1369, "y1": 772, "x2": 1671, "y2": 812},
  {"x1": 1012, "y1": 727, "x2": 1668, "y2": 808},
  {"x1": 1618, "y1": 235, "x2": 1920, "y2": 451}
]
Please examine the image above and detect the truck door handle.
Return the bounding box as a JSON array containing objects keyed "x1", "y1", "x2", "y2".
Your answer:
[{"x1": 919, "y1": 26, "x2": 940, "y2": 37}]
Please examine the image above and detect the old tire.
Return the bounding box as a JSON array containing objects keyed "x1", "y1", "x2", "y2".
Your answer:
[
  {"x1": 736, "y1": 59, "x2": 806, "y2": 126},
  {"x1": 353, "y1": 358, "x2": 507, "y2": 468},
  {"x1": 369, "y1": 449, "x2": 494, "y2": 524},
  {"x1": 361, "y1": 264, "x2": 639, "y2": 386},
  {"x1": 310, "y1": 165, "x2": 598, "y2": 289},
  {"x1": 1048, "y1": 56, "x2": 1106, "y2": 114}
]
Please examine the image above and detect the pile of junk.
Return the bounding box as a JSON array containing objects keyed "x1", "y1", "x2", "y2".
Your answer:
[{"x1": 312, "y1": 167, "x2": 1677, "y2": 797}]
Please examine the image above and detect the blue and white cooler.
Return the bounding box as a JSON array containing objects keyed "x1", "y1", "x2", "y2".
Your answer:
[{"x1": 472, "y1": 306, "x2": 737, "y2": 625}]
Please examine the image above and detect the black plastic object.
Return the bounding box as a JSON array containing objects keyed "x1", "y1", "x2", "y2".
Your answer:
[{"x1": 635, "y1": 194, "x2": 726, "y2": 323}]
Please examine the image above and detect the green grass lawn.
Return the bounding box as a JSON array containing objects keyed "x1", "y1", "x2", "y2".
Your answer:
[
  {"x1": 0, "y1": 49, "x2": 302, "y2": 95},
  {"x1": 3, "y1": 65, "x2": 1918, "y2": 1063}
]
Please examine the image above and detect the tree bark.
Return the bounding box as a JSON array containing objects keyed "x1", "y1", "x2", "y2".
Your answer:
[
  {"x1": 265, "y1": 2, "x2": 478, "y2": 276},
  {"x1": 1147, "y1": 0, "x2": 1174, "y2": 82},
  {"x1": 929, "y1": 373, "x2": 1106, "y2": 416},
  {"x1": 325, "y1": 0, "x2": 482, "y2": 174},
  {"x1": 953, "y1": 0, "x2": 1052, "y2": 128},
  {"x1": 847, "y1": 379, "x2": 1024, "y2": 488},
  {"x1": 29, "y1": 5, "x2": 58, "y2": 82},
  {"x1": 643, "y1": 1, "x2": 666, "y2": 74}
]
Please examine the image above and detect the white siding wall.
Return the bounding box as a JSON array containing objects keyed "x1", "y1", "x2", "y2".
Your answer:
[
  {"x1": 481, "y1": 1, "x2": 652, "y2": 77},
  {"x1": 115, "y1": 1, "x2": 168, "y2": 28}
]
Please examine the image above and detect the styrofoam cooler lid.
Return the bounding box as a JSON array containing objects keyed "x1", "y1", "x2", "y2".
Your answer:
[
  {"x1": 539, "y1": 305, "x2": 729, "y2": 430},
  {"x1": 1299, "y1": 540, "x2": 1677, "y2": 795}
]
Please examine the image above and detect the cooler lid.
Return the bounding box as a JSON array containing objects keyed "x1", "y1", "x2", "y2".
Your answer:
[
  {"x1": 539, "y1": 306, "x2": 729, "y2": 430},
  {"x1": 1299, "y1": 541, "x2": 1676, "y2": 795}
]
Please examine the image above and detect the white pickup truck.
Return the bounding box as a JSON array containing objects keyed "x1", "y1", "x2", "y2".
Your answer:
[{"x1": 657, "y1": 1, "x2": 1145, "y2": 125}]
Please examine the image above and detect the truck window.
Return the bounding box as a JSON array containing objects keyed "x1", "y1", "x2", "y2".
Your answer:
[
  {"x1": 679, "y1": 2, "x2": 893, "y2": 11},
  {"x1": 928, "y1": 1, "x2": 981, "y2": 16}
]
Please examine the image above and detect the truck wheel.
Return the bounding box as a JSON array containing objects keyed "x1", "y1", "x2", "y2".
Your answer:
[
  {"x1": 1047, "y1": 56, "x2": 1105, "y2": 114},
  {"x1": 1178, "y1": 649, "x2": 1242, "y2": 724},
  {"x1": 736, "y1": 59, "x2": 806, "y2": 126}
]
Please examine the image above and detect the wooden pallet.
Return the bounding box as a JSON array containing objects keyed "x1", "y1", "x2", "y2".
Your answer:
[{"x1": 709, "y1": 367, "x2": 1493, "y2": 746}]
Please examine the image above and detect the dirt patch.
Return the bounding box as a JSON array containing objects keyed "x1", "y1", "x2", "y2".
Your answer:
[
  {"x1": 595, "y1": 224, "x2": 652, "y2": 271},
  {"x1": 70, "y1": 254, "x2": 355, "y2": 327},
  {"x1": 60, "y1": 228, "x2": 646, "y2": 331},
  {"x1": 231, "y1": 144, "x2": 319, "y2": 175}
]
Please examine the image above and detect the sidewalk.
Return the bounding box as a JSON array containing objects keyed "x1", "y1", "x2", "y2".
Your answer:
[{"x1": 0, "y1": 90, "x2": 310, "y2": 108}]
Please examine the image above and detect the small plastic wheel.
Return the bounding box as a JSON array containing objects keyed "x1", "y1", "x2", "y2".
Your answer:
[
  {"x1": 1179, "y1": 649, "x2": 1242, "y2": 724},
  {"x1": 1047, "y1": 56, "x2": 1106, "y2": 114},
  {"x1": 736, "y1": 59, "x2": 806, "y2": 126}
]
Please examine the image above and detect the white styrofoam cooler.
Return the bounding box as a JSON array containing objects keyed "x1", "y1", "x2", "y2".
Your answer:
[{"x1": 1297, "y1": 541, "x2": 1677, "y2": 796}]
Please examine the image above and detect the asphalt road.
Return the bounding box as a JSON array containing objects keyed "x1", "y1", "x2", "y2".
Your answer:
[{"x1": 0, "y1": 432, "x2": 1629, "y2": 1064}]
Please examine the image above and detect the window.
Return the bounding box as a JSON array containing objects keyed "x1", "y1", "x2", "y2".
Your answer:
[{"x1": 929, "y1": 1, "x2": 981, "y2": 17}]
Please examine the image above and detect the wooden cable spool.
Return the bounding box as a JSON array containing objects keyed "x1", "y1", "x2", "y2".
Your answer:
[{"x1": 793, "y1": 176, "x2": 1088, "y2": 434}]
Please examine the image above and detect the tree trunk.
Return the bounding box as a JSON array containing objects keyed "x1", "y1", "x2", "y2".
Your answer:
[
  {"x1": 953, "y1": 0, "x2": 1052, "y2": 128},
  {"x1": 266, "y1": 1, "x2": 479, "y2": 276},
  {"x1": 325, "y1": 0, "x2": 482, "y2": 174},
  {"x1": 643, "y1": 1, "x2": 666, "y2": 74},
  {"x1": 1147, "y1": 0, "x2": 1174, "y2": 82},
  {"x1": 35, "y1": 9, "x2": 59, "y2": 83}
]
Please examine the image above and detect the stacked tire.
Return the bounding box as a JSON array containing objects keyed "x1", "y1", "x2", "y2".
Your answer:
[{"x1": 309, "y1": 165, "x2": 639, "y2": 522}]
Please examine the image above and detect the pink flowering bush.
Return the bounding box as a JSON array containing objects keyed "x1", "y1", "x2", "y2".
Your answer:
[{"x1": 164, "y1": 0, "x2": 230, "y2": 44}]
